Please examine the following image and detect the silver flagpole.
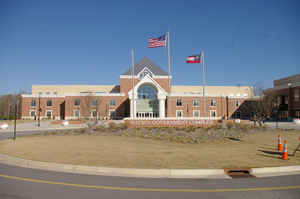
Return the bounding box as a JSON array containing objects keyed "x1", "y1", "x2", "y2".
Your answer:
[
  {"x1": 202, "y1": 50, "x2": 206, "y2": 118},
  {"x1": 131, "y1": 48, "x2": 135, "y2": 118},
  {"x1": 167, "y1": 31, "x2": 171, "y2": 118}
]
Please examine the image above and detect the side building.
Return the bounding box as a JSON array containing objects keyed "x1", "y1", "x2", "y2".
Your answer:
[
  {"x1": 21, "y1": 57, "x2": 254, "y2": 120},
  {"x1": 265, "y1": 74, "x2": 300, "y2": 120}
]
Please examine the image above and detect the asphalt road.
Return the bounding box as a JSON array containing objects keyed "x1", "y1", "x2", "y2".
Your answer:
[{"x1": 0, "y1": 163, "x2": 300, "y2": 199}]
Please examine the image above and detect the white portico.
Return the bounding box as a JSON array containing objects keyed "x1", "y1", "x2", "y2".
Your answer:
[{"x1": 128, "y1": 74, "x2": 167, "y2": 118}]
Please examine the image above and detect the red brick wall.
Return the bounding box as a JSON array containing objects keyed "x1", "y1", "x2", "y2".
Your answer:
[
  {"x1": 120, "y1": 77, "x2": 170, "y2": 94},
  {"x1": 166, "y1": 96, "x2": 246, "y2": 118},
  {"x1": 21, "y1": 97, "x2": 65, "y2": 119}
]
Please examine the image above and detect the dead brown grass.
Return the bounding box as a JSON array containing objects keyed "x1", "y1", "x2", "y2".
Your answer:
[{"x1": 0, "y1": 130, "x2": 299, "y2": 169}]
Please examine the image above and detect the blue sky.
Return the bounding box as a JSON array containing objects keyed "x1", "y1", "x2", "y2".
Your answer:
[{"x1": 0, "y1": 0, "x2": 299, "y2": 94}]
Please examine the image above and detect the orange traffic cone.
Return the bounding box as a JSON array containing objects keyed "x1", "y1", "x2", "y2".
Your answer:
[
  {"x1": 278, "y1": 135, "x2": 283, "y2": 151},
  {"x1": 282, "y1": 140, "x2": 288, "y2": 160}
]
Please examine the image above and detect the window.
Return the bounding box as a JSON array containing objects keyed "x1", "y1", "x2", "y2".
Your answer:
[
  {"x1": 31, "y1": 99, "x2": 36, "y2": 106},
  {"x1": 46, "y1": 92, "x2": 50, "y2": 95},
  {"x1": 193, "y1": 110, "x2": 200, "y2": 117},
  {"x1": 210, "y1": 110, "x2": 217, "y2": 117},
  {"x1": 30, "y1": 111, "x2": 36, "y2": 117},
  {"x1": 210, "y1": 99, "x2": 216, "y2": 106},
  {"x1": 46, "y1": 100, "x2": 52, "y2": 106},
  {"x1": 38, "y1": 92, "x2": 43, "y2": 95},
  {"x1": 176, "y1": 99, "x2": 182, "y2": 106},
  {"x1": 110, "y1": 99, "x2": 116, "y2": 106},
  {"x1": 74, "y1": 99, "x2": 80, "y2": 106},
  {"x1": 109, "y1": 110, "x2": 116, "y2": 118},
  {"x1": 91, "y1": 110, "x2": 97, "y2": 117},
  {"x1": 138, "y1": 84, "x2": 157, "y2": 100},
  {"x1": 193, "y1": 99, "x2": 199, "y2": 106},
  {"x1": 74, "y1": 110, "x2": 80, "y2": 118},
  {"x1": 46, "y1": 110, "x2": 52, "y2": 118},
  {"x1": 92, "y1": 99, "x2": 98, "y2": 106},
  {"x1": 236, "y1": 100, "x2": 240, "y2": 107},
  {"x1": 53, "y1": 91, "x2": 58, "y2": 95},
  {"x1": 176, "y1": 110, "x2": 183, "y2": 117}
]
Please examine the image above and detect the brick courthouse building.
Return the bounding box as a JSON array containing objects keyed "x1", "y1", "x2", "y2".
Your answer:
[{"x1": 21, "y1": 57, "x2": 254, "y2": 121}]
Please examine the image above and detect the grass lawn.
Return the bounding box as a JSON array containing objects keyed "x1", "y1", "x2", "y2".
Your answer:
[{"x1": 0, "y1": 130, "x2": 300, "y2": 169}]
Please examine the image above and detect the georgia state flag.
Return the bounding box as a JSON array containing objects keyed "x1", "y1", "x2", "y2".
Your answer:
[{"x1": 186, "y1": 54, "x2": 201, "y2": 63}]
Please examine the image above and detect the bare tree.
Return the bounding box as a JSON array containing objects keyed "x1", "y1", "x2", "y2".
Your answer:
[{"x1": 80, "y1": 93, "x2": 100, "y2": 120}]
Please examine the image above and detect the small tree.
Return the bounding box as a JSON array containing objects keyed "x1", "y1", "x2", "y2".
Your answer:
[{"x1": 80, "y1": 93, "x2": 100, "y2": 120}]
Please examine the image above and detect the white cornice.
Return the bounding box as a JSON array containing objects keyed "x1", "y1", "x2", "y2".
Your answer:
[
  {"x1": 120, "y1": 75, "x2": 172, "y2": 79},
  {"x1": 22, "y1": 93, "x2": 125, "y2": 98},
  {"x1": 169, "y1": 93, "x2": 249, "y2": 98}
]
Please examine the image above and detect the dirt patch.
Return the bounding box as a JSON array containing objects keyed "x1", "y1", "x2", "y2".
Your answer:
[{"x1": 0, "y1": 130, "x2": 299, "y2": 169}]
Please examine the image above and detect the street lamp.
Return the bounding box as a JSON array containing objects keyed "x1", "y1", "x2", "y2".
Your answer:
[
  {"x1": 38, "y1": 94, "x2": 41, "y2": 127},
  {"x1": 13, "y1": 97, "x2": 19, "y2": 140}
]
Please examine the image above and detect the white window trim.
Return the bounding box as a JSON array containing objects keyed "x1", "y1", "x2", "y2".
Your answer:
[
  {"x1": 176, "y1": 110, "x2": 183, "y2": 118},
  {"x1": 74, "y1": 110, "x2": 80, "y2": 118},
  {"x1": 91, "y1": 110, "x2": 98, "y2": 118},
  {"x1": 46, "y1": 100, "x2": 52, "y2": 107},
  {"x1": 193, "y1": 110, "x2": 200, "y2": 117},
  {"x1": 30, "y1": 100, "x2": 36, "y2": 107},
  {"x1": 176, "y1": 99, "x2": 182, "y2": 107},
  {"x1": 45, "y1": 110, "x2": 53, "y2": 117},
  {"x1": 109, "y1": 109, "x2": 116, "y2": 117},
  {"x1": 109, "y1": 99, "x2": 116, "y2": 106},
  {"x1": 29, "y1": 110, "x2": 36, "y2": 117},
  {"x1": 210, "y1": 110, "x2": 217, "y2": 117},
  {"x1": 193, "y1": 99, "x2": 199, "y2": 107},
  {"x1": 210, "y1": 99, "x2": 216, "y2": 107}
]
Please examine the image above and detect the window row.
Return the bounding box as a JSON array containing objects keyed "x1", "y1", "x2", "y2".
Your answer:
[
  {"x1": 31, "y1": 100, "x2": 53, "y2": 107},
  {"x1": 73, "y1": 99, "x2": 116, "y2": 106},
  {"x1": 175, "y1": 110, "x2": 217, "y2": 117},
  {"x1": 176, "y1": 99, "x2": 241, "y2": 107},
  {"x1": 38, "y1": 92, "x2": 58, "y2": 95},
  {"x1": 30, "y1": 99, "x2": 117, "y2": 107},
  {"x1": 73, "y1": 110, "x2": 116, "y2": 118}
]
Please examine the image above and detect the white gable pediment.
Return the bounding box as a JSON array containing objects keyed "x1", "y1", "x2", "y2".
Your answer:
[
  {"x1": 137, "y1": 67, "x2": 154, "y2": 79},
  {"x1": 128, "y1": 75, "x2": 167, "y2": 100}
]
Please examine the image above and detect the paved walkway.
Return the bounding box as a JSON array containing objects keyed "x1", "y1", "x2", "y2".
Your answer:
[{"x1": 0, "y1": 121, "x2": 86, "y2": 132}]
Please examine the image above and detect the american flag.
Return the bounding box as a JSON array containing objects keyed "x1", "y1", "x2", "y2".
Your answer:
[{"x1": 148, "y1": 35, "x2": 166, "y2": 48}]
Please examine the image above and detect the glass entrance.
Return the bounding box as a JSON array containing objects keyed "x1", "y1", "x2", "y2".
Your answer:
[{"x1": 136, "y1": 84, "x2": 159, "y2": 118}]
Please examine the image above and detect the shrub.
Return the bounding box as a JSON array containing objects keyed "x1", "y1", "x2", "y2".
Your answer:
[
  {"x1": 108, "y1": 122, "x2": 118, "y2": 130},
  {"x1": 226, "y1": 121, "x2": 234, "y2": 129},
  {"x1": 117, "y1": 123, "x2": 128, "y2": 130}
]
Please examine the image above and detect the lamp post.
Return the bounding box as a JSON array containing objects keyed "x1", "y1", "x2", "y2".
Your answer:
[
  {"x1": 13, "y1": 98, "x2": 19, "y2": 140},
  {"x1": 38, "y1": 94, "x2": 41, "y2": 127}
]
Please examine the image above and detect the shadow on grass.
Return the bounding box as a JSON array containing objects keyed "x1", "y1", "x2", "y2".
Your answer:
[
  {"x1": 225, "y1": 137, "x2": 242, "y2": 142},
  {"x1": 258, "y1": 149, "x2": 282, "y2": 155},
  {"x1": 256, "y1": 154, "x2": 282, "y2": 160},
  {"x1": 259, "y1": 146, "x2": 277, "y2": 151}
]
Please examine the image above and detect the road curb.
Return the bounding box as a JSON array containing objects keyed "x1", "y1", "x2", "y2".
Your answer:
[
  {"x1": 1, "y1": 153, "x2": 300, "y2": 179},
  {"x1": 0, "y1": 154, "x2": 230, "y2": 179},
  {"x1": 252, "y1": 166, "x2": 300, "y2": 177}
]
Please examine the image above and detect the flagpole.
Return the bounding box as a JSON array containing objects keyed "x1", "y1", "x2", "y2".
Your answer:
[
  {"x1": 167, "y1": 31, "x2": 171, "y2": 118},
  {"x1": 202, "y1": 50, "x2": 206, "y2": 118},
  {"x1": 131, "y1": 48, "x2": 135, "y2": 118}
]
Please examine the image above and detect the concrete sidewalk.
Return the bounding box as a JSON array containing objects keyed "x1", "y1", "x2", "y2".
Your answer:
[{"x1": 0, "y1": 121, "x2": 87, "y2": 133}]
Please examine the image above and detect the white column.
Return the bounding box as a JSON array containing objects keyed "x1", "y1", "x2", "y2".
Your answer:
[
  {"x1": 159, "y1": 99, "x2": 165, "y2": 118},
  {"x1": 130, "y1": 99, "x2": 134, "y2": 118},
  {"x1": 133, "y1": 98, "x2": 137, "y2": 118}
]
